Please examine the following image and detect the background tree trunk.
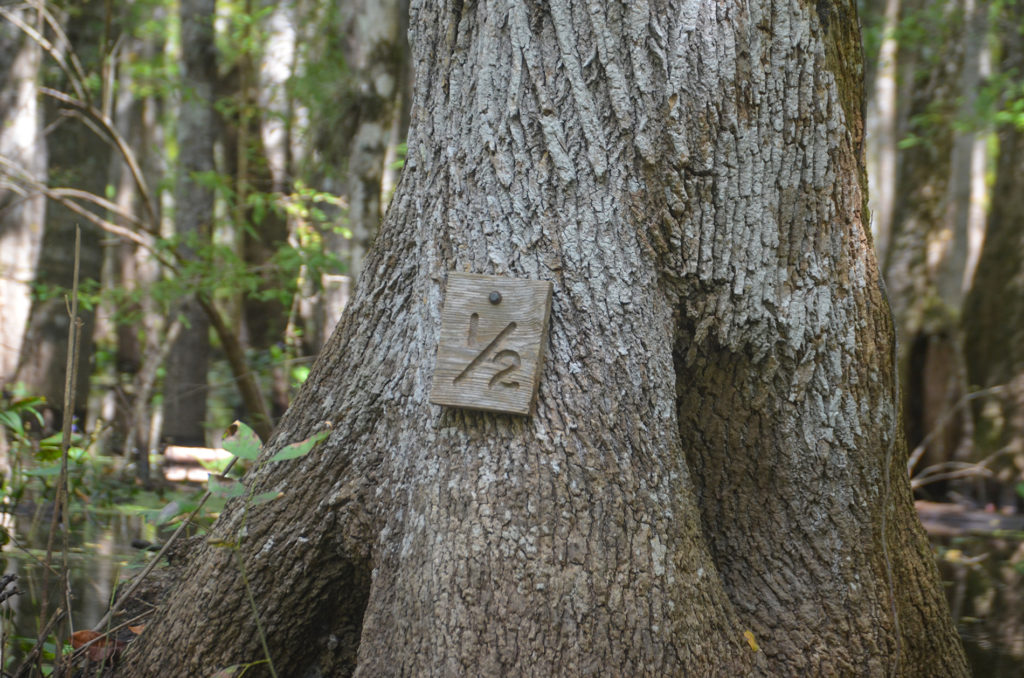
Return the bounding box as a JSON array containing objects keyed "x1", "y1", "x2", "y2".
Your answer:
[
  {"x1": 161, "y1": 0, "x2": 217, "y2": 448},
  {"x1": 98, "y1": 4, "x2": 166, "y2": 458},
  {"x1": 335, "y1": 0, "x2": 407, "y2": 286},
  {"x1": 962, "y1": 0, "x2": 1024, "y2": 507},
  {"x1": 863, "y1": 0, "x2": 901, "y2": 264},
  {"x1": 15, "y1": 0, "x2": 107, "y2": 429},
  {"x1": 120, "y1": 1, "x2": 967, "y2": 676},
  {"x1": 881, "y1": 0, "x2": 988, "y2": 492},
  {"x1": 0, "y1": 6, "x2": 46, "y2": 386}
]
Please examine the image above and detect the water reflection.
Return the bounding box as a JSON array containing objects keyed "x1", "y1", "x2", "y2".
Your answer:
[
  {"x1": 0, "y1": 506, "x2": 152, "y2": 671},
  {"x1": 935, "y1": 534, "x2": 1024, "y2": 677}
]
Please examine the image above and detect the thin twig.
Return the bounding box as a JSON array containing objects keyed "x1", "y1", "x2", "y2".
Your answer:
[
  {"x1": 0, "y1": 7, "x2": 86, "y2": 102},
  {"x1": 39, "y1": 228, "x2": 81, "y2": 671},
  {"x1": 236, "y1": 551, "x2": 279, "y2": 678},
  {"x1": 0, "y1": 156, "x2": 162, "y2": 258},
  {"x1": 907, "y1": 385, "x2": 1008, "y2": 475}
]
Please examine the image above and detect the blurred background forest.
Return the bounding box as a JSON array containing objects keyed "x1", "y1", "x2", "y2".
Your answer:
[{"x1": 0, "y1": 0, "x2": 1022, "y2": 674}]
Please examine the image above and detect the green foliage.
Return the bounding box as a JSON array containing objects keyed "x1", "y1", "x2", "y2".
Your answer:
[
  {"x1": 211, "y1": 420, "x2": 327, "y2": 501},
  {"x1": 222, "y1": 421, "x2": 262, "y2": 461},
  {"x1": 268, "y1": 430, "x2": 329, "y2": 463}
]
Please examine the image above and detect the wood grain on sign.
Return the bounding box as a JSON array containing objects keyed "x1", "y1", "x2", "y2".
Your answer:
[{"x1": 430, "y1": 272, "x2": 553, "y2": 415}]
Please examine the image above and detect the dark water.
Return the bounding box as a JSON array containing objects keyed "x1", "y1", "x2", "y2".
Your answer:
[
  {"x1": 934, "y1": 534, "x2": 1024, "y2": 676},
  {"x1": 0, "y1": 506, "x2": 152, "y2": 671}
]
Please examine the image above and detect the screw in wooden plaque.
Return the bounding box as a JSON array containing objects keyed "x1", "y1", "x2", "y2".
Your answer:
[{"x1": 429, "y1": 272, "x2": 553, "y2": 415}]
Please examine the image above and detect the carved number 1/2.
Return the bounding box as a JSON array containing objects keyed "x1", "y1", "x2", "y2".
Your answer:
[{"x1": 453, "y1": 313, "x2": 521, "y2": 389}]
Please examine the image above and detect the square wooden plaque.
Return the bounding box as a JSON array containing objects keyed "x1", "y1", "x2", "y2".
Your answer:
[{"x1": 430, "y1": 272, "x2": 553, "y2": 415}]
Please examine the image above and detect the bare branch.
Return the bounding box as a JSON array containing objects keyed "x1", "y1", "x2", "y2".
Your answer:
[
  {"x1": 38, "y1": 87, "x2": 160, "y2": 228},
  {"x1": 0, "y1": 5, "x2": 87, "y2": 102}
]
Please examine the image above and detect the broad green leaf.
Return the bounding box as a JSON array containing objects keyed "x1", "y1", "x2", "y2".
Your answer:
[
  {"x1": 268, "y1": 430, "x2": 329, "y2": 463},
  {"x1": 222, "y1": 421, "x2": 262, "y2": 460}
]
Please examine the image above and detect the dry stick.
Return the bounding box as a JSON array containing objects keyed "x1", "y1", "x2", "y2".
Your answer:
[
  {"x1": 37, "y1": 227, "x2": 82, "y2": 673},
  {"x1": 0, "y1": 7, "x2": 86, "y2": 102},
  {"x1": 91, "y1": 456, "x2": 240, "y2": 633},
  {"x1": 0, "y1": 165, "x2": 273, "y2": 446},
  {"x1": 39, "y1": 88, "x2": 159, "y2": 227}
]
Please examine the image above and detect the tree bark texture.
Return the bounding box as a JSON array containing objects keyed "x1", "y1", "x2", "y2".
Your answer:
[
  {"x1": 161, "y1": 0, "x2": 217, "y2": 447},
  {"x1": 962, "y1": 0, "x2": 1024, "y2": 504},
  {"x1": 0, "y1": 8, "x2": 46, "y2": 384},
  {"x1": 121, "y1": 1, "x2": 967, "y2": 676}
]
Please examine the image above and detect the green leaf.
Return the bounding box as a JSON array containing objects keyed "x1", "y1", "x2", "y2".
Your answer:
[
  {"x1": 0, "y1": 411, "x2": 23, "y2": 434},
  {"x1": 222, "y1": 421, "x2": 262, "y2": 460},
  {"x1": 251, "y1": 491, "x2": 282, "y2": 505},
  {"x1": 268, "y1": 430, "x2": 329, "y2": 463},
  {"x1": 209, "y1": 476, "x2": 246, "y2": 499},
  {"x1": 24, "y1": 465, "x2": 61, "y2": 477}
]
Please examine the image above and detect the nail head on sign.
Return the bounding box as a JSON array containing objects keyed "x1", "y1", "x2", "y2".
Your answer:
[{"x1": 489, "y1": 291, "x2": 502, "y2": 304}]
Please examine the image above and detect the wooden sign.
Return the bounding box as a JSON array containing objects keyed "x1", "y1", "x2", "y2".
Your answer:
[{"x1": 430, "y1": 272, "x2": 553, "y2": 415}]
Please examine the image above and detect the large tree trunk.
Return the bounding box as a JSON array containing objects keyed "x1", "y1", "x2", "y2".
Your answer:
[{"x1": 120, "y1": 1, "x2": 967, "y2": 675}]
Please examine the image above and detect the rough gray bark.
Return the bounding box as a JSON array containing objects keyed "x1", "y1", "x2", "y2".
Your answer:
[
  {"x1": 0, "y1": 7, "x2": 46, "y2": 385},
  {"x1": 119, "y1": 1, "x2": 967, "y2": 676},
  {"x1": 161, "y1": 0, "x2": 217, "y2": 447}
]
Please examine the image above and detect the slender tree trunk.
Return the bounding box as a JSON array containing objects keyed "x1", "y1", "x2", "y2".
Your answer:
[
  {"x1": 864, "y1": 0, "x2": 901, "y2": 262},
  {"x1": 161, "y1": 0, "x2": 216, "y2": 447},
  {"x1": 119, "y1": 2, "x2": 967, "y2": 676},
  {"x1": 962, "y1": 0, "x2": 1024, "y2": 507},
  {"x1": 219, "y1": 21, "x2": 291, "y2": 419},
  {"x1": 101, "y1": 14, "x2": 165, "y2": 461},
  {"x1": 0, "y1": 7, "x2": 46, "y2": 386},
  {"x1": 882, "y1": 0, "x2": 987, "y2": 487},
  {"x1": 325, "y1": 0, "x2": 408, "y2": 285},
  {"x1": 15, "y1": 1, "x2": 107, "y2": 428}
]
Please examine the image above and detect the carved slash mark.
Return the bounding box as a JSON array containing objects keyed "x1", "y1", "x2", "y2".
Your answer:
[{"x1": 454, "y1": 316, "x2": 520, "y2": 388}]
